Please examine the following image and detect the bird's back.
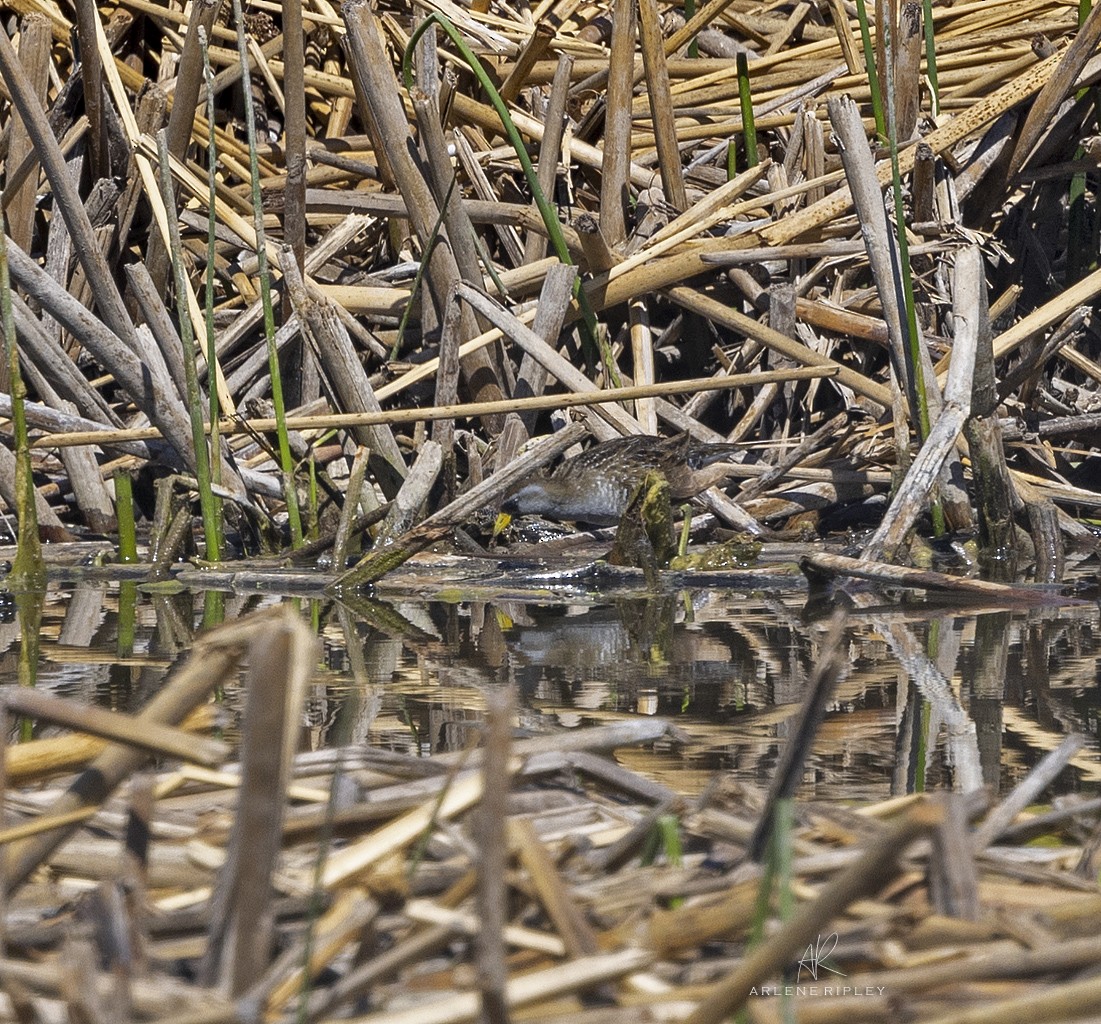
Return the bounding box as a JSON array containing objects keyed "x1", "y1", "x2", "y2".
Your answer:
[{"x1": 501, "y1": 433, "x2": 742, "y2": 525}]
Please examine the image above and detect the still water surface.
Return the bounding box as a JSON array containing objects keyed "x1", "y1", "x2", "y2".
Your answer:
[{"x1": 7, "y1": 582, "x2": 1101, "y2": 801}]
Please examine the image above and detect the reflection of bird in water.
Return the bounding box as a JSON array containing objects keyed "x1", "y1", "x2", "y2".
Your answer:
[{"x1": 501, "y1": 433, "x2": 744, "y2": 526}]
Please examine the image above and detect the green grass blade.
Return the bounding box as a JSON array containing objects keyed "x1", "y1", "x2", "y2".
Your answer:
[
  {"x1": 155, "y1": 128, "x2": 223, "y2": 561},
  {"x1": 232, "y1": 0, "x2": 302, "y2": 547},
  {"x1": 854, "y1": 0, "x2": 886, "y2": 140},
  {"x1": 199, "y1": 26, "x2": 224, "y2": 557},
  {"x1": 737, "y1": 54, "x2": 758, "y2": 167},
  {"x1": 921, "y1": 0, "x2": 939, "y2": 116},
  {"x1": 0, "y1": 205, "x2": 43, "y2": 586},
  {"x1": 401, "y1": 14, "x2": 612, "y2": 376}
]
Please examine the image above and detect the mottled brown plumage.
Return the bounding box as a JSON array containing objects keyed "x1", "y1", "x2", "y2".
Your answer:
[{"x1": 501, "y1": 434, "x2": 742, "y2": 526}]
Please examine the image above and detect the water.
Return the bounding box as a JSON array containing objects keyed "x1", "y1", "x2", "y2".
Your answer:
[{"x1": 9, "y1": 580, "x2": 1100, "y2": 801}]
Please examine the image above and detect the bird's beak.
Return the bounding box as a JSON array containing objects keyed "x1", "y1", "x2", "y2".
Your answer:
[{"x1": 492, "y1": 511, "x2": 512, "y2": 537}]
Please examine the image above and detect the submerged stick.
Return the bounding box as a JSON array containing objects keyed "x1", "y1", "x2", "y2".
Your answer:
[{"x1": 802, "y1": 551, "x2": 1081, "y2": 605}]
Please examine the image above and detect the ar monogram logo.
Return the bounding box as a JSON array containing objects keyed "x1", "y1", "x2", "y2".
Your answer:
[{"x1": 796, "y1": 933, "x2": 845, "y2": 982}]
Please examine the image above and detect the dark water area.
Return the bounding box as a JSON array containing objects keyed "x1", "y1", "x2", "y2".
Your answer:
[{"x1": 7, "y1": 577, "x2": 1101, "y2": 803}]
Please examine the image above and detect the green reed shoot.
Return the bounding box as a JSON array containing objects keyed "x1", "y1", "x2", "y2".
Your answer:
[
  {"x1": 202, "y1": 588, "x2": 225, "y2": 631},
  {"x1": 307, "y1": 454, "x2": 319, "y2": 542},
  {"x1": 749, "y1": 799, "x2": 796, "y2": 945},
  {"x1": 921, "y1": 0, "x2": 939, "y2": 116},
  {"x1": 155, "y1": 128, "x2": 223, "y2": 560},
  {"x1": 737, "y1": 54, "x2": 758, "y2": 168},
  {"x1": 0, "y1": 207, "x2": 43, "y2": 586},
  {"x1": 392, "y1": 173, "x2": 458, "y2": 359},
  {"x1": 739, "y1": 798, "x2": 796, "y2": 1023},
  {"x1": 685, "y1": 0, "x2": 699, "y2": 58},
  {"x1": 915, "y1": 696, "x2": 930, "y2": 790},
  {"x1": 882, "y1": 4, "x2": 941, "y2": 532},
  {"x1": 401, "y1": 14, "x2": 613, "y2": 377},
  {"x1": 199, "y1": 27, "x2": 225, "y2": 549},
  {"x1": 881, "y1": 27, "x2": 931, "y2": 444},
  {"x1": 113, "y1": 471, "x2": 138, "y2": 563},
  {"x1": 232, "y1": 0, "x2": 303, "y2": 547},
  {"x1": 854, "y1": 0, "x2": 886, "y2": 141},
  {"x1": 15, "y1": 591, "x2": 42, "y2": 724}
]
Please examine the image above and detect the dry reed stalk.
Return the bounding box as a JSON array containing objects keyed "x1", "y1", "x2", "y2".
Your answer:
[
  {"x1": 1, "y1": 611, "x2": 258, "y2": 892},
  {"x1": 342, "y1": 0, "x2": 504, "y2": 411},
  {"x1": 637, "y1": 0, "x2": 688, "y2": 211},
  {"x1": 410, "y1": 88, "x2": 490, "y2": 312},
  {"x1": 523, "y1": 53, "x2": 574, "y2": 264},
  {"x1": 280, "y1": 247, "x2": 407, "y2": 495},
  {"x1": 802, "y1": 550, "x2": 1080, "y2": 603},
  {"x1": 5, "y1": 13, "x2": 51, "y2": 271},
  {"x1": 201, "y1": 608, "x2": 314, "y2": 992},
  {"x1": 372, "y1": 440, "x2": 443, "y2": 546},
  {"x1": 860, "y1": 245, "x2": 985, "y2": 562},
  {"x1": 475, "y1": 688, "x2": 512, "y2": 1024},
  {"x1": 0, "y1": 687, "x2": 229, "y2": 768},
  {"x1": 152, "y1": 362, "x2": 809, "y2": 442},
  {"x1": 280, "y1": 0, "x2": 306, "y2": 278},
  {"x1": 629, "y1": 299, "x2": 658, "y2": 434},
  {"x1": 144, "y1": 0, "x2": 223, "y2": 295},
  {"x1": 599, "y1": 0, "x2": 636, "y2": 249},
  {"x1": 830, "y1": 96, "x2": 916, "y2": 404},
  {"x1": 496, "y1": 262, "x2": 578, "y2": 464},
  {"x1": 825, "y1": 0, "x2": 864, "y2": 74}
]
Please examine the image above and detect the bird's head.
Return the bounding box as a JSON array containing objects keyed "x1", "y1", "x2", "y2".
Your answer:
[{"x1": 500, "y1": 476, "x2": 558, "y2": 518}]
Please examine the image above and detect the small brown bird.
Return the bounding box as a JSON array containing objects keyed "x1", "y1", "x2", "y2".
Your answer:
[{"x1": 501, "y1": 433, "x2": 744, "y2": 526}]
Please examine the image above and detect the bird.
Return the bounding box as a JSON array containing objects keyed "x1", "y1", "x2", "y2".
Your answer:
[{"x1": 501, "y1": 433, "x2": 744, "y2": 527}]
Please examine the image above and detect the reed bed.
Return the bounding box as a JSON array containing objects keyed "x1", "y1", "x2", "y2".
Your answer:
[
  {"x1": 0, "y1": 0, "x2": 1098, "y2": 586},
  {"x1": 3, "y1": 4, "x2": 1101, "y2": 1017},
  {"x1": 0, "y1": 605, "x2": 1099, "y2": 1022}
]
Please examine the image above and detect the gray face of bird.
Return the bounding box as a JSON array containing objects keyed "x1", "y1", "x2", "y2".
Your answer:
[{"x1": 501, "y1": 480, "x2": 554, "y2": 517}]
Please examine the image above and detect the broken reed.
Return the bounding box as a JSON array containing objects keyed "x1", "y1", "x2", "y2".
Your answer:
[
  {"x1": 231, "y1": 0, "x2": 303, "y2": 547},
  {"x1": 113, "y1": 472, "x2": 138, "y2": 564}
]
